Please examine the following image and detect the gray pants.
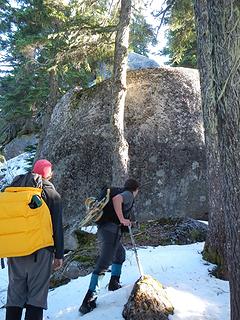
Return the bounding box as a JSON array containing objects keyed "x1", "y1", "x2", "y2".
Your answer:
[
  {"x1": 7, "y1": 248, "x2": 53, "y2": 310},
  {"x1": 94, "y1": 222, "x2": 125, "y2": 274}
]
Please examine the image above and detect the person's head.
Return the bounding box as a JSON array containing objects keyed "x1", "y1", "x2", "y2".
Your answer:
[
  {"x1": 32, "y1": 159, "x2": 53, "y2": 180},
  {"x1": 124, "y1": 178, "x2": 139, "y2": 197}
]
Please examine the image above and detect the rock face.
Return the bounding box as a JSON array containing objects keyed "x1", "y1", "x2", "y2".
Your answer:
[
  {"x1": 40, "y1": 67, "x2": 207, "y2": 232},
  {"x1": 98, "y1": 52, "x2": 159, "y2": 80},
  {"x1": 3, "y1": 134, "x2": 38, "y2": 160},
  {"x1": 127, "y1": 52, "x2": 160, "y2": 70}
]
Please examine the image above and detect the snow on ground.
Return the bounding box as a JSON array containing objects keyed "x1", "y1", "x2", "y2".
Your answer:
[
  {"x1": 0, "y1": 242, "x2": 230, "y2": 320},
  {"x1": 0, "y1": 152, "x2": 32, "y2": 189},
  {"x1": 0, "y1": 155, "x2": 229, "y2": 319},
  {"x1": 81, "y1": 226, "x2": 98, "y2": 234}
]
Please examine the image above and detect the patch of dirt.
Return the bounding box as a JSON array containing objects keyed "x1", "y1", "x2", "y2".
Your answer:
[{"x1": 123, "y1": 217, "x2": 208, "y2": 248}]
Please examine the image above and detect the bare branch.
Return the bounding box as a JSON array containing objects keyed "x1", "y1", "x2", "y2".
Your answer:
[{"x1": 152, "y1": 0, "x2": 176, "y2": 34}]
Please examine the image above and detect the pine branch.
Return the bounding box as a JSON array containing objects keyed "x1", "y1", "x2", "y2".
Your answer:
[{"x1": 152, "y1": 0, "x2": 176, "y2": 33}]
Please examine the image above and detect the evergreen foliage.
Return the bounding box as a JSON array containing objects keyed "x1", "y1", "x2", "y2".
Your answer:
[
  {"x1": 0, "y1": 0, "x2": 156, "y2": 146},
  {"x1": 160, "y1": 0, "x2": 197, "y2": 68},
  {"x1": 129, "y1": 13, "x2": 156, "y2": 56}
]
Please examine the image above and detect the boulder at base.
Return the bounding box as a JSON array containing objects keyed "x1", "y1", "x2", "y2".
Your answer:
[
  {"x1": 122, "y1": 275, "x2": 174, "y2": 320},
  {"x1": 39, "y1": 67, "x2": 207, "y2": 249}
]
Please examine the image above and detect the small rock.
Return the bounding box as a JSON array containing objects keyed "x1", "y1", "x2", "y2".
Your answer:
[
  {"x1": 63, "y1": 261, "x2": 81, "y2": 279},
  {"x1": 123, "y1": 275, "x2": 174, "y2": 320}
]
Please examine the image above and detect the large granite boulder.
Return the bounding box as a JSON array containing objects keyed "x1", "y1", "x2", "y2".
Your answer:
[
  {"x1": 40, "y1": 67, "x2": 207, "y2": 236},
  {"x1": 97, "y1": 52, "x2": 160, "y2": 81},
  {"x1": 127, "y1": 52, "x2": 159, "y2": 70}
]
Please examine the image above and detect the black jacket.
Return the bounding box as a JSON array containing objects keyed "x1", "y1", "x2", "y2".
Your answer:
[
  {"x1": 10, "y1": 172, "x2": 64, "y2": 259},
  {"x1": 42, "y1": 179, "x2": 64, "y2": 259}
]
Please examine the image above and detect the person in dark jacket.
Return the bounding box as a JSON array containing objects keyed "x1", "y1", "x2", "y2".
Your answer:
[
  {"x1": 5, "y1": 159, "x2": 64, "y2": 320},
  {"x1": 79, "y1": 178, "x2": 139, "y2": 315}
]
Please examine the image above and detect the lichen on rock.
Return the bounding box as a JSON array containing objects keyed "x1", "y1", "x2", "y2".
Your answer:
[{"x1": 122, "y1": 275, "x2": 174, "y2": 320}]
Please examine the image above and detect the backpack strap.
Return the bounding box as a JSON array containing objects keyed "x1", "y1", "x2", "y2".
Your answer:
[{"x1": 1, "y1": 258, "x2": 5, "y2": 269}]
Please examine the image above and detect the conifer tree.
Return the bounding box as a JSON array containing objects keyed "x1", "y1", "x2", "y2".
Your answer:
[
  {"x1": 0, "y1": 0, "x2": 156, "y2": 147},
  {"x1": 155, "y1": 0, "x2": 197, "y2": 68},
  {"x1": 195, "y1": 1, "x2": 240, "y2": 317}
]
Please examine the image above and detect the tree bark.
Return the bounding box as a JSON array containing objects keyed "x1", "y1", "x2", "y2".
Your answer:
[
  {"x1": 111, "y1": 0, "x2": 131, "y2": 185},
  {"x1": 194, "y1": 0, "x2": 227, "y2": 278},
  {"x1": 195, "y1": 0, "x2": 240, "y2": 318},
  {"x1": 209, "y1": 1, "x2": 240, "y2": 318}
]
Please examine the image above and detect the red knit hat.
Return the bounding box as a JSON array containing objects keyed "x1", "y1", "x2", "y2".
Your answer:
[{"x1": 33, "y1": 159, "x2": 52, "y2": 179}]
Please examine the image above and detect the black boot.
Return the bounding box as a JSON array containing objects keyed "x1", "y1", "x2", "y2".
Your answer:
[
  {"x1": 108, "y1": 275, "x2": 122, "y2": 291},
  {"x1": 25, "y1": 305, "x2": 43, "y2": 320},
  {"x1": 79, "y1": 290, "x2": 97, "y2": 315},
  {"x1": 5, "y1": 306, "x2": 23, "y2": 320}
]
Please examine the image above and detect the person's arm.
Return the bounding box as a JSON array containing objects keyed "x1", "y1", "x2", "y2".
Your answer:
[
  {"x1": 49, "y1": 192, "x2": 64, "y2": 259},
  {"x1": 43, "y1": 186, "x2": 64, "y2": 269},
  {"x1": 112, "y1": 194, "x2": 131, "y2": 226},
  {"x1": 49, "y1": 193, "x2": 64, "y2": 270}
]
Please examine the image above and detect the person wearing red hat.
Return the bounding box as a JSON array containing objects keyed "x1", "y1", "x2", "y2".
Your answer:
[
  {"x1": 5, "y1": 159, "x2": 64, "y2": 320},
  {"x1": 32, "y1": 159, "x2": 53, "y2": 179}
]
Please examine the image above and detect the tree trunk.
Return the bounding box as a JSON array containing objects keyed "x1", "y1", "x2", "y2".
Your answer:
[
  {"x1": 111, "y1": 0, "x2": 132, "y2": 185},
  {"x1": 209, "y1": 1, "x2": 240, "y2": 318},
  {"x1": 194, "y1": 0, "x2": 227, "y2": 278},
  {"x1": 195, "y1": 0, "x2": 240, "y2": 318}
]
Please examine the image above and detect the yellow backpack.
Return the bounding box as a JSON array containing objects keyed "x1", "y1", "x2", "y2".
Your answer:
[{"x1": 0, "y1": 187, "x2": 54, "y2": 258}]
